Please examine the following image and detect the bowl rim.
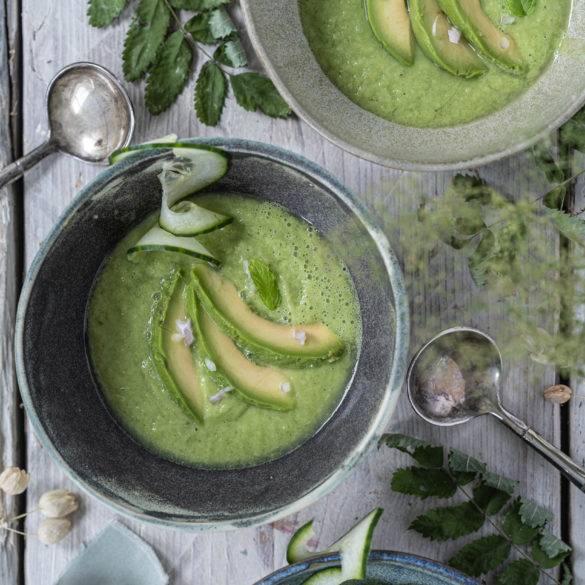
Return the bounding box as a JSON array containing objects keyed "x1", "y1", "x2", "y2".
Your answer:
[
  {"x1": 14, "y1": 137, "x2": 410, "y2": 530},
  {"x1": 254, "y1": 550, "x2": 479, "y2": 584},
  {"x1": 240, "y1": 0, "x2": 585, "y2": 172}
]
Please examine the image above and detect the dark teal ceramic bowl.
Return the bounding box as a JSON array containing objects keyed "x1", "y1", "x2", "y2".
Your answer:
[
  {"x1": 256, "y1": 551, "x2": 478, "y2": 585},
  {"x1": 15, "y1": 139, "x2": 409, "y2": 530}
]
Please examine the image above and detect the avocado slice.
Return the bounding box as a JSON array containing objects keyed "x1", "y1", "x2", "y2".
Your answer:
[
  {"x1": 436, "y1": 0, "x2": 524, "y2": 73},
  {"x1": 191, "y1": 264, "x2": 344, "y2": 366},
  {"x1": 151, "y1": 271, "x2": 206, "y2": 422},
  {"x1": 189, "y1": 292, "x2": 296, "y2": 411},
  {"x1": 410, "y1": 0, "x2": 486, "y2": 78},
  {"x1": 366, "y1": 0, "x2": 415, "y2": 66}
]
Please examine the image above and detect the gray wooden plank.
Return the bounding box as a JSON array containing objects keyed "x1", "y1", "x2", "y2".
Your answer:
[
  {"x1": 20, "y1": 2, "x2": 563, "y2": 584},
  {"x1": 570, "y1": 152, "x2": 585, "y2": 585},
  {"x1": 0, "y1": 0, "x2": 22, "y2": 583}
]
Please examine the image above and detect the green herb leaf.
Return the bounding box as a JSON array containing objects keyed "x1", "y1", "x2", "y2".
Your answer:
[
  {"x1": 502, "y1": 500, "x2": 540, "y2": 545},
  {"x1": 145, "y1": 31, "x2": 192, "y2": 115},
  {"x1": 88, "y1": 0, "x2": 126, "y2": 27},
  {"x1": 451, "y1": 471, "x2": 477, "y2": 486},
  {"x1": 381, "y1": 434, "x2": 444, "y2": 468},
  {"x1": 472, "y1": 482, "x2": 511, "y2": 516},
  {"x1": 170, "y1": 0, "x2": 229, "y2": 9},
  {"x1": 452, "y1": 174, "x2": 493, "y2": 205},
  {"x1": 186, "y1": 7, "x2": 235, "y2": 44},
  {"x1": 519, "y1": 498, "x2": 553, "y2": 529},
  {"x1": 481, "y1": 471, "x2": 518, "y2": 495},
  {"x1": 231, "y1": 72, "x2": 292, "y2": 118},
  {"x1": 545, "y1": 209, "x2": 585, "y2": 247},
  {"x1": 539, "y1": 532, "x2": 571, "y2": 558},
  {"x1": 410, "y1": 502, "x2": 484, "y2": 541},
  {"x1": 532, "y1": 539, "x2": 570, "y2": 569},
  {"x1": 248, "y1": 259, "x2": 281, "y2": 310},
  {"x1": 448, "y1": 449, "x2": 486, "y2": 475},
  {"x1": 561, "y1": 563, "x2": 573, "y2": 585},
  {"x1": 495, "y1": 560, "x2": 539, "y2": 585},
  {"x1": 214, "y1": 38, "x2": 247, "y2": 67},
  {"x1": 391, "y1": 467, "x2": 456, "y2": 500},
  {"x1": 468, "y1": 230, "x2": 496, "y2": 287},
  {"x1": 507, "y1": 0, "x2": 536, "y2": 16},
  {"x1": 560, "y1": 106, "x2": 585, "y2": 152},
  {"x1": 122, "y1": 0, "x2": 170, "y2": 81},
  {"x1": 195, "y1": 61, "x2": 226, "y2": 126},
  {"x1": 449, "y1": 535, "x2": 511, "y2": 577}
]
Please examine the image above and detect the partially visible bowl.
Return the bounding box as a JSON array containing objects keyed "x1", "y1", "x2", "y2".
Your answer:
[
  {"x1": 242, "y1": 0, "x2": 585, "y2": 171},
  {"x1": 255, "y1": 551, "x2": 478, "y2": 584},
  {"x1": 15, "y1": 138, "x2": 409, "y2": 530}
]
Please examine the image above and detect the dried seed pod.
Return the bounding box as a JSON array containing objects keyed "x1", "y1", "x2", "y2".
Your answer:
[
  {"x1": 39, "y1": 490, "x2": 79, "y2": 518},
  {"x1": 37, "y1": 518, "x2": 72, "y2": 545},
  {"x1": 544, "y1": 384, "x2": 572, "y2": 405},
  {"x1": 0, "y1": 467, "x2": 30, "y2": 495}
]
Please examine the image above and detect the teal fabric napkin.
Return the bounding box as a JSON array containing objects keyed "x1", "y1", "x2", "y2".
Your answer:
[{"x1": 56, "y1": 522, "x2": 168, "y2": 585}]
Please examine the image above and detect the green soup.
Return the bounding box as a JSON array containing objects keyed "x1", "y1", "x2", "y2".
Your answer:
[
  {"x1": 300, "y1": 0, "x2": 570, "y2": 128},
  {"x1": 88, "y1": 194, "x2": 360, "y2": 468}
]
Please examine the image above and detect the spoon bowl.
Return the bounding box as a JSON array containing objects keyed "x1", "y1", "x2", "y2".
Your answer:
[
  {"x1": 408, "y1": 326, "x2": 585, "y2": 492},
  {"x1": 47, "y1": 62, "x2": 134, "y2": 162}
]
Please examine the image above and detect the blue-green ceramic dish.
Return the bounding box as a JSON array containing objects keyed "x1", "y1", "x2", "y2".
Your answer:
[
  {"x1": 256, "y1": 551, "x2": 478, "y2": 585},
  {"x1": 15, "y1": 139, "x2": 409, "y2": 530}
]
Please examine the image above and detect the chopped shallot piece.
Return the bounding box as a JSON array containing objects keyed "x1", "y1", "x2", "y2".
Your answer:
[
  {"x1": 280, "y1": 382, "x2": 292, "y2": 394},
  {"x1": 209, "y1": 386, "x2": 234, "y2": 403},
  {"x1": 447, "y1": 27, "x2": 461, "y2": 44},
  {"x1": 500, "y1": 36, "x2": 510, "y2": 49},
  {"x1": 291, "y1": 328, "x2": 307, "y2": 346},
  {"x1": 204, "y1": 358, "x2": 217, "y2": 372},
  {"x1": 431, "y1": 16, "x2": 438, "y2": 37},
  {"x1": 175, "y1": 319, "x2": 194, "y2": 346}
]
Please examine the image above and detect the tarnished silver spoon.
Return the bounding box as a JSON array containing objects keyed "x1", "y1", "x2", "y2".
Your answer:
[
  {"x1": 0, "y1": 62, "x2": 134, "y2": 190},
  {"x1": 407, "y1": 326, "x2": 585, "y2": 492}
]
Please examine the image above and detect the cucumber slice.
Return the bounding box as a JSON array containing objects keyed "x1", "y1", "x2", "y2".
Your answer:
[
  {"x1": 109, "y1": 134, "x2": 178, "y2": 164},
  {"x1": 128, "y1": 225, "x2": 220, "y2": 265},
  {"x1": 158, "y1": 148, "x2": 230, "y2": 236},
  {"x1": 327, "y1": 508, "x2": 383, "y2": 581},
  {"x1": 287, "y1": 520, "x2": 316, "y2": 563}
]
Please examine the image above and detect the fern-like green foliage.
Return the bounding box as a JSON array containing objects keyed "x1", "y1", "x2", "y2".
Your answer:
[
  {"x1": 87, "y1": 0, "x2": 291, "y2": 124},
  {"x1": 382, "y1": 434, "x2": 571, "y2": 583}
]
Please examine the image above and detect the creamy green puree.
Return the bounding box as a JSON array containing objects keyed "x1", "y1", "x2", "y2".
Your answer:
[
  {"x1": 88, "y1": 195, "x2": 360, "y2": 468},
  {"x1": 300, "y1": 0, "x2": 570, "y2": 127}
]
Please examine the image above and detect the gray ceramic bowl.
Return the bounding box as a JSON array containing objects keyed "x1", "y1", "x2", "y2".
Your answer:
[
  {"x1": 242, "y1": 0, "x2": 585, "y2": 171},
  {"x1": 255, "y1": 551, "x2": 478, "y2": 584},
  {"x1": 15, "y1": 139, "x2": 409, "y2": 530}
]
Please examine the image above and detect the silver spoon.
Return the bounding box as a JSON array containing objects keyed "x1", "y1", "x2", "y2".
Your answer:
[
  {"x1": 407, "y1": 326, "x2": 585, "y2": 492},
  {"x1": 0, "y1": 62, "x2": 134, "y2": 190}
]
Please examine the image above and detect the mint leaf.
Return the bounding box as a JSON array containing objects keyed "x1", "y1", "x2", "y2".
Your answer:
[
  {"x1": 410, "y1": 502, "x2": 484, "y2": 541},
  {"x1": 532, "y1": 539, "x2": 570, "y2": 569},
  {"x1": 248, "y1": 259, "x2": 281, "y2": 310},
  {"x1": 186, "y1": 7, "x2": 235, "y2": 44},
  {"x1": 146, "y1": 31, "x2": 192, "y2": 115},
  {"x1": 214, "y1": 39, "x2": 247, "y2": 68},
  {"x1": 472, "y1": 482, "x2": 511, "y2": 516},
  {"x1": 495, "y1": 560, "x2": 539, "y2": 585},
  {"x1": 545, "y1": 209, "x2": 585, "y2": 247},
  {"x1": 507, "y1": 0, "x2": 536, "y2": 15},
  {"x1": 381, "y1": 434, "x2": 444, "y2": 468},
  {"x1": 391, "y1": 467, "x2": 456, "y2": 499},
  {"x1": 448, "y1": 449, "x2": 486, "y2": 474},
  {"x1": 519, "y1": 498, "x2": 553, "y2": 529},
  {"x1": 561, "y1": 106, "x2": 585, "y2": 152},
  {"x1": 482, "y1": 471, "x2": 518, "y2": 495},
  {"x1": 122, "y1": 0, "x2": 170, "y2": 81},
  {"x1": 88, "y1": 0, "x2": 126, "y2": 27},
  {"x1": 502, "y1": 500, "x2": 540, "y2": 545},
  {"x1": 195, "y1": 61, "x2": 226, "y2": 126},
  {"x1": 170, "y1": 0, "x2": 229, "y2": 8},
  {"x1": 521, "y1": 0, "x2": 537, "y2": 14},
  {"x1": 231, "y1": 73, "x2": 292, "y2": 118},
  {"x1": 449, "y1": 535, "x2": 511, "y2": 577}
]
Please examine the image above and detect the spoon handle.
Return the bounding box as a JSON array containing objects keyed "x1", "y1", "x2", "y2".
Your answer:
[
  {"x1": 0, "y1": 140, "x2": 56, "y2": 190},
  {"x1": 494, "y1": 404, "x2": 585, "y2": 492}
]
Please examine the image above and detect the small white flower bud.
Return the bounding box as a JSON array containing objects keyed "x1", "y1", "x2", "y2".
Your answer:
[
  {"x1": 39, "y1": 490, "x2": 79, "y2": 518},
  {"x1": 37, "y1": 518, "x2": 72, "y2": 544},
  {"x1": 0, "y1": 467, "x2": 30, "y2": 495}
]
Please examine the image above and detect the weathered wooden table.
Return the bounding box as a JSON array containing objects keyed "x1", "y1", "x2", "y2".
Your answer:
[{"x1": 0, "y1": 2, "x2": 583, "y2": 584}]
